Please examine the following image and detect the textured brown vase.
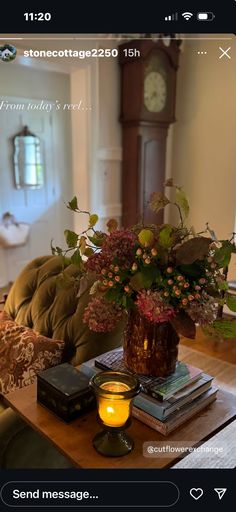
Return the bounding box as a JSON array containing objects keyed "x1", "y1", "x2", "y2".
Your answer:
[{"x1": 123, "y1": 310, "x2": 179, "y2": 377}]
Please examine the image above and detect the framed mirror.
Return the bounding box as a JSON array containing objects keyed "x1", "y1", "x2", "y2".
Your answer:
[{"x1": 13, "y1": 126, "x2": 44, "y2": 189}]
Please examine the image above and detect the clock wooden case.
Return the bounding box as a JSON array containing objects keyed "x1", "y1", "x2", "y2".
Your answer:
[{"x1": 119, "y1": 38, "x2": 181, "y2": 227}]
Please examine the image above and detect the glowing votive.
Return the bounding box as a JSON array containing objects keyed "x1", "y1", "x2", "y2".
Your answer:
[{"x1": 98, "y1": 381, "x2": 131, "y2": 427}]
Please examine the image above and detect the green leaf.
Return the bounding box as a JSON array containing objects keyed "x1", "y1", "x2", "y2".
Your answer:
[
  {"x1": 130, "y1": 267, "x2": 158, "y2": 291},
  {"x1": 107, "y1": 218, "x2": 118, "y2": 233},
  {"x1": 56, "y1": 246, "x2": 63, "y2": 255},
  {"x1": 64, "y1": 229, "x2": 79, "y2": 248},
  {"x1": 105, "y1": 287, "x2": 122, "y2": 303},
  {"x1": 170, "y1": 311, "x2": 196, "y2": 339},
  {"x1": 124, "y1": 295, "x2": 135, "y2": 309},
  {"x1": 138, "y1": 229, "x2": 154, "y2": 247},
  {"x1": 51, "y1": 241, "x2": 63, "y2": 256},
  {"x1": 176, "y1": 237, "x2": 212, "y2": 264},
  {"x1": 67, "y1": 196, "x2": 78, "y2": 211},
  {"x1": 71, "y1": 248, "x2": 82, "y2": 267},
  {"x1": 214, "y1": 241, "x2": 236, "y2": 268},
  {"x1": 159, "y1": 225, "x2": 173, "y2": 248},
  {"x1": 217, "y1": 280, "x2": 228, "y2": 292},
  {"x1": 84, "y1": 247, "x2": 94, "y2": 257},
  {"x1": 89, "y1": 214, "x2": 99, "y2": 228},
  {"x1": 88, "y1": 232, "x2": 106, "y2": 247},
  {"x1": 178, "y1": 263, "x2": 203, "y2": 278},
  {"x1": 225, "y1": 293, "x2": 236, "y2": 312},
  {"x1": 50, "y1": 240, "x2": 56, "y2": 255},
  {"x1": 175, "y1": 187, "x2": 189, "y2": 219},
  {"x1": 149, "y1": 192, "x2": 170, "y2": 214},
  {"x1": 129, "y1": 273, "x2": 147, "y2": 291}
]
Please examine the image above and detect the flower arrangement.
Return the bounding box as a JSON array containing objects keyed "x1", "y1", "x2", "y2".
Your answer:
[{"x1": 53, "y1": 180, "x2": 236, "y2": 340}]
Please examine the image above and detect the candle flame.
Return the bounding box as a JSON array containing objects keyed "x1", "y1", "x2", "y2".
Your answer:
[{"x1": 106, "y1": 406, "x2": 115, "y2": 414}]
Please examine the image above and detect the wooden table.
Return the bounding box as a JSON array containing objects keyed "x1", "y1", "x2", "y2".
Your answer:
[{"x1": 4, "y1": 347, "x2": 236, "y2": 469}]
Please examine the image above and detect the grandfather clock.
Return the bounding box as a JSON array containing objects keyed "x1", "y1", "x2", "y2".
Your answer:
[{"x1": 119, "y1": 38, "x2": 181, "y2": 227}]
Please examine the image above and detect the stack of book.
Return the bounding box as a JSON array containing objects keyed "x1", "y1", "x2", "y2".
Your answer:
[{"x1": 80, "y1": 348, "x2": 218, "y2": 436}]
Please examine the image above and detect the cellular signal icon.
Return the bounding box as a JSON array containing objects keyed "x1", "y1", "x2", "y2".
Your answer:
[{"x1": 165, "y1": 13, "x2": 178, "y2": 21}]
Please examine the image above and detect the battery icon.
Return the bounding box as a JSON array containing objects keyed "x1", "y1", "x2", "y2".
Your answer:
[{"x1": 197, "y1": 12, "x2": 215, "y2": 21}]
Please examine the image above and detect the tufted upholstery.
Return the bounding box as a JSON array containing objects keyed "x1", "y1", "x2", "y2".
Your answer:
[
  {"x1": 0, "y1": 255, "x2": 124, "y2": 468},
  {"x1": 4, "y1": 255, "x2": 123, "y2": 366}
]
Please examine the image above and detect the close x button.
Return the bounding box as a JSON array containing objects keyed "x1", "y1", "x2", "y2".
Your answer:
[{"x1": 219, "y1": 46, "x2": 231, "y2": 59}]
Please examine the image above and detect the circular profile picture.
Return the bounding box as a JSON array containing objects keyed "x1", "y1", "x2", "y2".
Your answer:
[{"x1": 0, "y1": 44, "x2": 17, "y2": 62}]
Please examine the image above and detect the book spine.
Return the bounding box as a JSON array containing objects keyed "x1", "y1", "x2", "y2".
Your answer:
[
  {"x1": 133, "y1": 391, "x2": 217, "y2": 435},
  {"x1": 134, "y1": 395, "x2": 165, "y2": 420},
  {"x1": 146, "y1": 374, "x2": 201, "y2": 402},
  {"x1": 132, "y1": 406, "x2": 166, "y2": 434},
  {"x1": 162, "y1": 380, "x2": 212, "y2": 418}
]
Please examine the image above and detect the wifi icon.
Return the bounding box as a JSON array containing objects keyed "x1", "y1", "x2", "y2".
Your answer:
[{"x1": 182, "y1": 12, "x2": 193, "y2": 20}]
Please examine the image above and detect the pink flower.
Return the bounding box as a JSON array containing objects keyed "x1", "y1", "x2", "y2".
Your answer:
[
  {"x1": 83, "y1": 296, "x2": 123, "y2": 332},
  {"x1": 136, "y1": 290, "x2": 175, "y2": 323}
]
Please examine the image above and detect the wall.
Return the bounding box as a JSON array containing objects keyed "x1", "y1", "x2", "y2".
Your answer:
[
  {"x1": 0, "y1": 64, "x2": 73, "y2": 285},
  {"x1": 169, "y1": 38, "x2": 236, "y2": 279},
  {"x1": 69, "y1": 42, "x2": 122, "y2": 235},
  {"x1": 95, "y1": 50, "x2": 122, "y2": 228}
]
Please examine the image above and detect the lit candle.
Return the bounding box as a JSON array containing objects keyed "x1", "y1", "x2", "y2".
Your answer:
[
  {"x1": 98, "y1": 381, "x2": 131, "y2": 427},
  {"x1": 90, "y1": 371, "x2": 141, "y2": 456}
]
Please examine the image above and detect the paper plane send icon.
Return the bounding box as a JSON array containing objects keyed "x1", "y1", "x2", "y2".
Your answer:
[{"x1": 214, "y1": 488, "x2": 227, "y2": 500}]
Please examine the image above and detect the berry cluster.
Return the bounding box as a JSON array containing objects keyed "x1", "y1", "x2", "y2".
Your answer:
[
  {"x1": 135, "y1": 246, "x2": 158, "y2": 266},
  {"x1": 162, "y1": 267, "x2": 207, "y2": 308}
]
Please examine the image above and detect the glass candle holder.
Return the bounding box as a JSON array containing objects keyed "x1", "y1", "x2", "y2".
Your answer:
[{"x1": 90, "y1": 371, "x2": 141, "y2": 457}]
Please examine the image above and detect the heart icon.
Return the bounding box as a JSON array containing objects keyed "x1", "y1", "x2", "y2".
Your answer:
[{"x1": 190, "y1": 488, "x2": 204, "y2": 500}]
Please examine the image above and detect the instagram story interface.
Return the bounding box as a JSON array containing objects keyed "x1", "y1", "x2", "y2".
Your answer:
[{"x1": 0, "y1": 27, "x2": 235, "y2": 509}]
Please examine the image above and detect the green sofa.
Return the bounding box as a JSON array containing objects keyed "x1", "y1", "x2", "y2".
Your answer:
[{"x1": 0, "y1": 256, "x2": 123, "y2": 468}]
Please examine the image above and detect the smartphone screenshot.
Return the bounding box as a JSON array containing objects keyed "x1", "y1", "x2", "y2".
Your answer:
[{"x1": 0, "y1": 4, "x2": 235, "y2": 511}]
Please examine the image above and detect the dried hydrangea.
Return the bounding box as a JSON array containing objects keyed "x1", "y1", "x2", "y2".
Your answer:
[
  {"x1": 187, "y1": 294, "x2": 217, "y2": 325},
  {"x1": 85, "y1": 230, "x2": 137, "y2": 273},
  {"x1": 136, "y1": 289, "x2": 175, "y2": 323},
  {"x1": 83, "y1": 296, "x2": 123, "y2": 332}
]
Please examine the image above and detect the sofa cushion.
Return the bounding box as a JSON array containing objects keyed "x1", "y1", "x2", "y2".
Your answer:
[
  {"x1": 0, "y1": 408, "x2": 73, "y2": 468},
  {"x1": 0, "y1": 311, "x2": 64, "y2": 395},
  {"x1": 4, "y1": 256, "x2": 123, "y2": 366}
]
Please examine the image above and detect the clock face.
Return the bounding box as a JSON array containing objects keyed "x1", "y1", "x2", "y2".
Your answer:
[{"x1": 144, "y1": 71, "x2": 167, "y2": 113}]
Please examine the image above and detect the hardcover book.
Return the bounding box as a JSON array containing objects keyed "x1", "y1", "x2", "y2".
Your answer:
[
  {"x1": 132, "y1": 387, "x2": 218, "y2": 435},
  {"x1": 135, "y1": 374, "x2": 213, "y2": 420},
  {"x1": 94, "y1": 349, "x2": 202, "y2": 401},
  {"x1": 80, "y1": 359, "x2": 213, "y2": 421}
]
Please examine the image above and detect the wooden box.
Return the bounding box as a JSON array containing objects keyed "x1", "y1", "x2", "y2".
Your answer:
[{"x1": 37, "y1": 363, "x2": 96, "y2": 422}]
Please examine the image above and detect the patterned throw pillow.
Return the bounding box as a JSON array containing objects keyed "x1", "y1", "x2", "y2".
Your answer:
[{"x1": 0, "y1": 311, "x2": 65, "y2": 395}]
